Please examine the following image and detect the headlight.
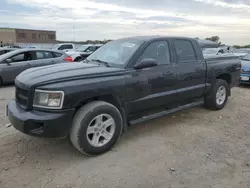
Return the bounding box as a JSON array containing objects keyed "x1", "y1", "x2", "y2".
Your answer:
[{"x1": 33, "y1": 90, "x2": 64, "y2": 109}]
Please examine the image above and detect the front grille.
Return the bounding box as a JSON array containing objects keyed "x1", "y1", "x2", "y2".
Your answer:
[{"x1": 15, "y1": 86, "x2": 29, "y2": 109}]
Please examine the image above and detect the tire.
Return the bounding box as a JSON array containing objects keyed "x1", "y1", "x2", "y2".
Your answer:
[
  {"x1": 0, "y1": 77, "x2": 2, "y2": 87},
  {"x1": 204, "y1": 79, "x2": 229, "y2": 110},
  {"x1": 70, "y1": 101, "x2": 123, "y2": 156}
]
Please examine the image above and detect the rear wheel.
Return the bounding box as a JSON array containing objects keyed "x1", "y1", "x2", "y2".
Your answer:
[
  {"x1": 204, "y1": 79, "x2": 229, "y2": 110},
  {"x1": 70, "y1": 101, "x2": 123, "y2": 156}
]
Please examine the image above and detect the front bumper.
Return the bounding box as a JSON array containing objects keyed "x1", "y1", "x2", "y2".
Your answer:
[
  {"x1": 240, "y1": 74, "x2": 250, "y2": 84},
  {"x1": 7, "y1": 100, "x2": 75, "y2": 138}
]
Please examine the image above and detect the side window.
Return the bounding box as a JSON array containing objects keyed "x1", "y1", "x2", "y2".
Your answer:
[
  {"x1": 10, "y1": 53, "x2": 25, "y2": 62},
  {"x1": 44, "y1": 51, "x2": 53, "y2": 58},
  {"x1": 53, "y1": 52, "x2": 63, "y2": 57},
  {"x1": 0, "y1": 50, "x2": 5, "y2": 55},
  {"x1": 65, "y1": 45, "x2": 73, "y2": 49},
  {"x1": 140, "y1": 41, "x2": 170, "y2": 65},
  {"x1": 36, "y1": 51, "x2": 44, "y2": 59},
  {"x1": 36, "y1": 51, "x2": 53, "y2": 59},
  {"x1": 174, "y1": 40, "x2": 197, "y2": 62},
  {"x1": 10, "y1": 52, "x2": 33, "y2": 63},
  {"x1": 58, "y1": 45, "x2": 73, "y2": 50}
]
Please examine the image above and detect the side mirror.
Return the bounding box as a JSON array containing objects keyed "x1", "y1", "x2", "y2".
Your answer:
[
  {"x1": 134, "y1": 58, "x2": 157, "y2": 70},
  {"x1": 6, "y1": 58, "x2": 12, "y2": 65}
]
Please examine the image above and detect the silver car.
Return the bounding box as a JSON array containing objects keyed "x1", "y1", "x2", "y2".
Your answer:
[
  {"x1": 0, "y1": 49, "x2": 71, "y2": 85},
  {"x1": 0, "y1": 47, "x2": 18, "y2": 56}
]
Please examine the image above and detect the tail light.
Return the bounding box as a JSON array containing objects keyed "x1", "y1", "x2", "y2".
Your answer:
[{"x1": 63, "y1": 56, "x2": 73, "y2": 62}]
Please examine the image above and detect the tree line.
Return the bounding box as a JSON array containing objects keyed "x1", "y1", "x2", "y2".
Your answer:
[{"x1": 202, "y1": 36, "x2": 250, "y2": 48}]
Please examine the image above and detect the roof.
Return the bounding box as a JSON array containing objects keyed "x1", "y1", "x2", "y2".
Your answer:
[
  {"x1": 0, "y1": 48, "x2": 66, "y2": 60},
  {"x1": 1, "y1": 48, "x2": 65, "y2": 55},
  {"x1": 0, "y1": 47, "x2": 18, "y2": 51},
  {"x1": 0, "y1": 27, "x2": 55, "y2": 32},
  {"x1": 117, "y1": 35, "x2": 196, "y2": 42}
]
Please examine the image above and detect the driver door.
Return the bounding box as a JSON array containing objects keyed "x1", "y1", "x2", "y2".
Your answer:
[
  {"x1": 126, "y1": 40, "x2": 177, "y2": 113},
  {"x1": 1, "y1": 51, "x2": 34, "y2": 83}
]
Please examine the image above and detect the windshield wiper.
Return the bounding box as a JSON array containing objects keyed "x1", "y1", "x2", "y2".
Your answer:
[
  {"x1": 90, "y1": 59, "x2": 110, "y2": 67},
  {"x1": 242, "y1": 58, "x2": 250, "y2": 61}
]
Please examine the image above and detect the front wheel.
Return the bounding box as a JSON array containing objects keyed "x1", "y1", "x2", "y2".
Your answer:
[
  {"x1": 69, "y1": 101, "x2": 123, "y2": 156},
  {"x1": 204, "y1": 79, "x2": 229, "y2": 110}
]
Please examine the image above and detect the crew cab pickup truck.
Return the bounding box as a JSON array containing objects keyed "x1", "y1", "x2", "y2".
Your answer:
[{"x1": 7, "y1": 36, "x2": 241, "y2": 156}]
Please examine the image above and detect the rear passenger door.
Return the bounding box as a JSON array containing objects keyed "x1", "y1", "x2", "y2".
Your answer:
[
  {"x1": 174, "y1": 39, "x2": 206, "y2": 102},
  {"x1": 31, "y1": 51, "x2": 57, "y2": 68}
]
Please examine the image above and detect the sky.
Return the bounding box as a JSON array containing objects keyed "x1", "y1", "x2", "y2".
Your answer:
[{"x1": 0, "y1": 0, "x2": 250, "y2": 45}]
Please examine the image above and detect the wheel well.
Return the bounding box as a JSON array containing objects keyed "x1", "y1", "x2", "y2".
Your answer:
[
  {"x1": 76, "y1": 95, "x2": 121, "y2": 109},
  {"x1": 216, "y1": 74, "x2": 231, "y2": 84},
  {"x1": 75, "y1": 95, "x2": 128, "y2": 131}
]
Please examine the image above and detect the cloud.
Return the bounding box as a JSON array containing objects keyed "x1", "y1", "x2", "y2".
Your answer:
[{"x1": 0, "y1": 0, "x2": 250, "y2": 45}]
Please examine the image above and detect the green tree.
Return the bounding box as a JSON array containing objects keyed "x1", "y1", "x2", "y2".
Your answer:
[{"x1": 205, "y1": 36, "x2": 221, "y2": 44}]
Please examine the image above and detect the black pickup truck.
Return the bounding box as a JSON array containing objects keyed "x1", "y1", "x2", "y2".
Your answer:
[{"x1": 7, "y1": 36, "x2": 241, "y2": 155}]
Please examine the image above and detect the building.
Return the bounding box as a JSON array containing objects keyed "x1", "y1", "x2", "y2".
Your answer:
[{"x1": 0, "y1": 28, "x2": 56, "y2": 48}]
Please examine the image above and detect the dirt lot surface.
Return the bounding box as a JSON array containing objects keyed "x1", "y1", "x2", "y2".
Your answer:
[{"x1": 0, "y1": 86, "x2": 250, "y2": 188}]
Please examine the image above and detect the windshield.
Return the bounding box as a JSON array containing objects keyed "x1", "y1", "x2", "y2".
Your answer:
[
  {"x1": 203, "y1": 48, "x2": 219, "y2": 54},
  {"x1": 78, "y1": 45, "x2": 90, "y2": 52},
  {"x1": 84, "y1": 46, "x2": 99, "y2": 52},
  {"x1": 243, "y1": 53, "x2": 250, "y2": 61},
  {"x1": 52, "y1": 44, "x2": 60, "y2": 49},
  {"x1": 86, "y1": 39, "x2": 143, "y2": 66}
]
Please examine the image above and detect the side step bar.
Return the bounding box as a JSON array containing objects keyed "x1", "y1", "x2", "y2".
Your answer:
[{"x1": 129, "y1": 101, "x2": 204, "y2": 125}]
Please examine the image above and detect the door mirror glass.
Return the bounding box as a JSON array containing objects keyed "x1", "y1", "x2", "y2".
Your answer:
[
  {"x1": 134, "y1": 58, "x2": 158, "y2": 69},
  {"x1": 6, "y1": 58, "x2": 12, "y2": 64}
]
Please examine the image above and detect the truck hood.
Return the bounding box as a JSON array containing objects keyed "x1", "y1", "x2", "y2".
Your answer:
[{"x1": 15, "y1": 62, "x2": 125, "y2": 88}]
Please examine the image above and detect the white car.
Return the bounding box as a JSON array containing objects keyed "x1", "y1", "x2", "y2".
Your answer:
[
  {"x1": 52, "y1": 43, "x2": 76, "y2": 52},
  {"x1": 234, "y1": 49, "x2": 250, "y2": 59},
  {"x1": 203, "y1": 48, "x2": 233, "y2": 55},
  {"x1": 66, "y1": 44, "x2": 103, "y2": 62}
]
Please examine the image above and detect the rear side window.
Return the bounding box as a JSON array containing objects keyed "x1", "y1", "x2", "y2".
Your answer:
[
  {"x1": 174, "y1": 40, "x2": 197, "y2": 62},
  {"x1": 58, "y1": 45, "x2": 73, "y2": 50},
  {"x1": 140, "y1": 41, "x2": 171, "y2": 65},
  {"x1": 53, "y1": 52, "x2": 63, "y2": 57},
  {"x1": 0, "y1": 50, "x2": 10, "y2": 55},
  {"x1": 36, "y1": 51, "x2": 54, "y2": 59},
  {"x1": 0, "y1": 50, "x2": 5, "y2": 55}
]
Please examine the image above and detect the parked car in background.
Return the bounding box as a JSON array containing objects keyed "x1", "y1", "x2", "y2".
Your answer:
[
  {"x1": 7, "y1": 36, "x2": 240, "y2": 155},
  {"x1": 240, "y1": 53, "x2": 250, "y2": 84},
  {"x1": 66, "y1": 44, "x2": 103, "y2": 62},
  {"x1": 203, "y1": 47, "x2": 233, "y2": 56},
  {"x1": 0, "y1": 48, "x2": 18, "y2": 56},
  {"x1": 235, "y1": 48, "x2": 250, "y2": 59},
  {"x1": 0, "y1": 49, "x2": 72, "y2": 86},
  {"x1": 52, "y1": 43, "x2": 75, "y2": 52}
]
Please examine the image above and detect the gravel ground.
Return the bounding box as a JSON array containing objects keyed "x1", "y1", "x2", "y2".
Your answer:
[{"x1": 0, "y1": 86, "x2": 250, "y2": 188}]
